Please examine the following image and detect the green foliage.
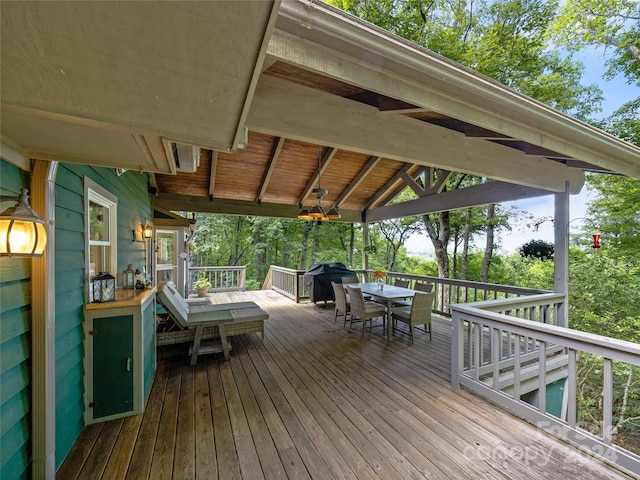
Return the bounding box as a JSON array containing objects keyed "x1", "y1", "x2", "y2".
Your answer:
[
  {"x1": 328, "y1": 0, "x2": 605, "y2": 118},
  {"x1": 552, "y1": 0, "x2": 640, "y2": 89}
]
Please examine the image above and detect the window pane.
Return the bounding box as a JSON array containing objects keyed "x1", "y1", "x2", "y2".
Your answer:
[
  {"x1": 89, "y1": 202, "x2": 108, "y2": 242},
  {"x1": 157, "y1": 232, "x2": 176, "y2": 265},
  {"x1": 89, "y1": 244, "x2": 109, "y2": 277}
]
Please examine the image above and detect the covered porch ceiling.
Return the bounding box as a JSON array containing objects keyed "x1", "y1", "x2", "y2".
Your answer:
[{"x1": 2, "y1": 0, "x2": 639, "y2": 224}]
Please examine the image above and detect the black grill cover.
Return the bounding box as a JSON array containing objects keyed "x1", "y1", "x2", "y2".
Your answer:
[{"x1": 304, "y1": 262, "x2": 357, "y2": 304}]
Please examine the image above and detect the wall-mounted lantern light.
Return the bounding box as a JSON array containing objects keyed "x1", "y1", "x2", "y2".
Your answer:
[
  {"x1": 0, "y1": 189, "x2": 48, "y2": 258},
  {"x1": 143, "y1": 222, "x2": 153, "y2": 239}
]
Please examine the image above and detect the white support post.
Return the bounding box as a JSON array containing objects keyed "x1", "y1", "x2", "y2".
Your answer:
[
  {"x1": 553, "y1": 182, "x2": 570, "y2": 328},
  {"x1": 362, "y1": 222, "x2": 369, "y2": 274},
  {"x1": 31, "y1": 160, "x2": 58, "y2": 479}
]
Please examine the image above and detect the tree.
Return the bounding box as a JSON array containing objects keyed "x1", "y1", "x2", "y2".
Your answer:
[
  {"x1": 519, "y1": 239, "x2": 555, "y2": 260},
  {"x1": 553, "y1": 0, "x2": 640, "y2": 90},
  {"x1": 586, "y1": 174, "x2": 640, "y2": 257}
]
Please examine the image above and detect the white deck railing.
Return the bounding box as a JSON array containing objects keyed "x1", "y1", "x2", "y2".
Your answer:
[
  {"x1": 188, "y1": 266, "x2": 246, "y2": 294},
  {"x1": 263, "y1": 266, "x2": 308, "y2": 302},
  {"x1": 451, "y1": 294, "x2": 640, "y2": 476},
  {"x1": 264, "y1": 266, "x2": 549, "y2": 310}
]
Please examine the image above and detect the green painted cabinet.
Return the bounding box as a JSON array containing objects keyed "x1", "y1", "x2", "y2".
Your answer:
[{"x1": 84, "y1": 288, "x2": 156, "y2": 424}]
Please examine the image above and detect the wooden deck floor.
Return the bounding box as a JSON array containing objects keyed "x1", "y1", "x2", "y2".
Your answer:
[{"x1": 58, "y1": 290, "x2": 632, "y2": 479}]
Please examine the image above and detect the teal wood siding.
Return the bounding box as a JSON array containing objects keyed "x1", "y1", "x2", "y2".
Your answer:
[
  {"x1": 55, "y1": 164, "x2": 153, "y2": 469},
  {"x1": 142, "y1": 300, "x2": 156, "y2": 398},
  {"x1": 0, "y1": 160, "x2": 32, "y2": 480}
]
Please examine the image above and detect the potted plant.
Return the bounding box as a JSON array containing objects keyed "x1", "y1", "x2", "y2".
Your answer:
[{"x1": 194, "y1": 274, "x2": 211, "y2": 297}]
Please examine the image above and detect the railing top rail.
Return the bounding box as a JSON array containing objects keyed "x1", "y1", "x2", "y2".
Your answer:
[
  {"x1": 191, "y1": 266, "x2": 246, "y2": 271},
  {"x1": 357, "y1": 270, "x2": 550, "y2": 295},
  {"x1": 453, "y1": 292, "x2": 566, "y2": 311},
  {"x1": 269, "y1": 265, "x2": 307, "y2": 274},
  {"x1": 452, "y1": 298, "x2": 640, "y2": 365}
]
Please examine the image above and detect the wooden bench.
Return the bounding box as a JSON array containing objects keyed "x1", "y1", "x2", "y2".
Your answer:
[{"x1": 156, "y1": 283, "x2": 268, "y2": 364}]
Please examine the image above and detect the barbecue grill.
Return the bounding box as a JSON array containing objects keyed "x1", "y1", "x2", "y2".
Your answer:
[{"x1": 303, "y1": 262, "x2": 357, "y2": 304}]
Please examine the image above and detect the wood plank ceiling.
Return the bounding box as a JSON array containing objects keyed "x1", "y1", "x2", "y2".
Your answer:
[{"x1": 153, "y1": 61, "x2": 599, "y2": 223}]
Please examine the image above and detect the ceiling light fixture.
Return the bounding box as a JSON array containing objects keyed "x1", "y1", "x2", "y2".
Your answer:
[{"x1": 298, "y1": 146, "x2": 341, "y2": 223}]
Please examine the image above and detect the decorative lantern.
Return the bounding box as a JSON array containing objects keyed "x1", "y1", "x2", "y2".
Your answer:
[
  {"x1": 0, "y1": 189, "x2": 48, "y2": 257},
  {"x1": 592, "y1": 234, "x2": 601, "y2": 249},
  {"x1": 91, "y1": 272, "x2": 116, "y2": 303},
  {"x1": 123, "y1": 264, "x2": 135, "y2": 289}
]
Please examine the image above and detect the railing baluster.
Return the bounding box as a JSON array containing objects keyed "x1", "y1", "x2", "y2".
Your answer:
[
  {"x1": 567, "y1": 348, "x2": 577, "y2": 429},
  {"x1": 538, "y1": 340, "x2": 547, "y2": 414},
  {"x1": 603, "y1": 358, "x2": 613, "y2": 445}
]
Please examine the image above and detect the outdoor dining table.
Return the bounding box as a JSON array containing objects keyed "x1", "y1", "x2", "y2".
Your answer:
[{"x1": 349, "y1": 282, "x2": 418, "y2": 339}]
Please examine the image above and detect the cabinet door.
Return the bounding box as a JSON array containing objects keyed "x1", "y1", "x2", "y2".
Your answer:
[{"x1": 92, "y1": 315, "x2": 134, "y2": 419}]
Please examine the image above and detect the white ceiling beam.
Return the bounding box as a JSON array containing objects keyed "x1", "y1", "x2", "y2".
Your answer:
[
  {"x1": 248, "y1": 75, "x2": 585, "y2": 194},
  {"x1": 270, "y1": 11, "x2": 640, "y2": 178},
  {"x1": 365, "y1": 181, "x2": 550, "y2": 223}
]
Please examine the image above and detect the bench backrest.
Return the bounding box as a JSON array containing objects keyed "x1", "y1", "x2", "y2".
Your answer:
[{"x1": 157, "y1": 283, "x2": 189, "y2": 328}]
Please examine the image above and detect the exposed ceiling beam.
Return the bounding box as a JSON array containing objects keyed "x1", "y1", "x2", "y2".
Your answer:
[
  {"x1": 154, "y1": 193, "x2": 362, "y2": 223},
  {"x1": 365, "y1": 181, "x2": 550, "y2": 223},
  {"x1": 248, "y1": 75, "x2": 585, "y2": 194},
  {"x1": 257, "y1": 136, "x2": 285, "y2": 203},
  {"x1": 297, "y1": 146, "x2": 337, "y2": 205},
  {"x1": 334, "y1": 155, "x2": 381, "y2": 208},
  {"x1": 429, "y1": 168, "x2": 452, "y2": 194},
  {"x1": 365, "y1": 164, "x2": 413, "y2": 209},
  {"x1": 208, "y1": 151, "x2": 218, "y2": 198}
]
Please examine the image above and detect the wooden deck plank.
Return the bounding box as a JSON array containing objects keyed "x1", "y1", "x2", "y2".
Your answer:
[
  {"x1": 148, "y1": 360, "x2": 182, "y2": 479},
  {"x1": 194, "y1": 360, "x2": 218, "y2": 479},
  {"x1": 207, "y1": 357, "x2": 242, "y2": 478},
  {"x1": 238, "y1": 334, "x2": 351, "y2": 480},
  {"x1": 58, "y1": 290, "x2": 634, "y2": 480},
  {"x1": 56, "y1": 422, "x2": 104, "y2": 479},
  {"x1": 125, "y1": 353, "x2": 170, "y2": 480},
  {"x1": 100, "y1": 414, "x2": 143, "y2": 480},
  {"x1": 173, "y1": 365, "x2": 196, "y2": 478},
  {"x1": 219, "y1": 359, "x2": 265, "y2": 479},
  {"x1": 233, "y1": 337, "x2": 311, "y2": 479},
  {"x1": 265, "y1": 315, "x2": 430, "y2": 480},
  {"x1": 75, "y1": 419, "x2": 123, "y2": 478}
]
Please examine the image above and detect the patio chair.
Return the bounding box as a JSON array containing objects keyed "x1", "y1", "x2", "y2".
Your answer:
[
  {"x1": 157, "y1": 283, "x2": 268, "y2": 365},
  {"x1": 331, "y1": 281, "x2": 350, "y2": 325},
  {"x1": 391, "y1": 291, "x2": 435, "y2": 343},
  {"x1": 392, "y1": 281, "x2": 433, "y2": 307},
  {"x1": 414, "y1": 282, "x2": 433, "y2": 292},
  {"x1": 394, "y1": 279, "x2": 410, "y2": 288},
  {"x1": 345, "y1": 286, "x2": 386, "y2": 335}
]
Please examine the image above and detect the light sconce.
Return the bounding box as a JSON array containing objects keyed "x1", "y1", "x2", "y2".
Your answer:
[
  {"x1": 0, "y1": 188, "x2": 48, "y2": 258},
  {"x1": 143, "y1": 223, "x2": 153, "y2": 239}
]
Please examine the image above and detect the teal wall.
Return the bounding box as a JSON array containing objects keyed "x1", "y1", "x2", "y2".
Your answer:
[
  {"x1": 54, "y1": 163, "x2": 153, "y2": 468},
  {"x1": 142, "y1": 300, "x2": 156, "y2": 399},
  {"x1": 0, "y1": 161, "x2": 32, "y2": 479},
  {"x1": 0, "y1": 159, "x2": 154, "y2": 475}
]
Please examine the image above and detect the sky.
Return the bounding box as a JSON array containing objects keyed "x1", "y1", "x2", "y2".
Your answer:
[{"x1": 405, "y1": 46, "x2": 637, "y2": 256}]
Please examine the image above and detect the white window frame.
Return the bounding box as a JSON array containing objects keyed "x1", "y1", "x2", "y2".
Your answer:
[{"x1": 84, "y1": 177, "x2": 118, "y2": 302}]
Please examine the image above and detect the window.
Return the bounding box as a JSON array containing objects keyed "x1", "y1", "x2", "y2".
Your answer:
[
  {"x1": 85, "y1": 178, "x2": 117, "y2": 291},
  {"x1": 155, "y1": 230, "x2": 178, "y2": 285}
]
